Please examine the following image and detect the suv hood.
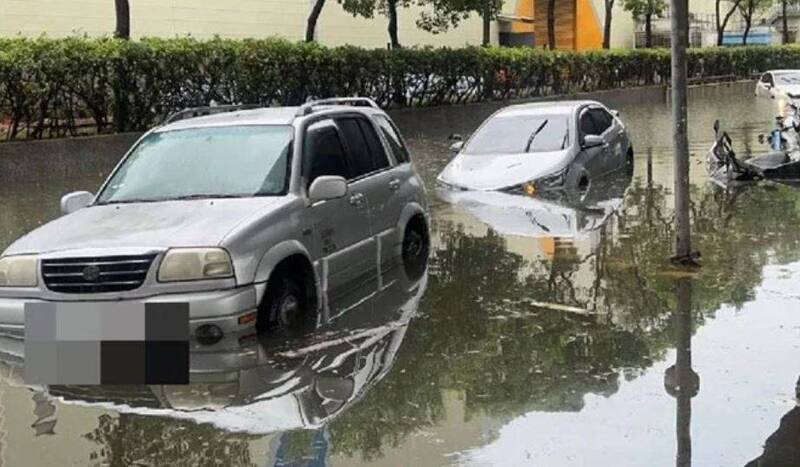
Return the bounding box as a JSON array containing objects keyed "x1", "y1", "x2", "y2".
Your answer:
[
  {"x1": 437, "y1": 151, "x2": 569, "y2": 191},
  {"x1": 4, "y1": 198, "x2": 283, "y2": 256}
]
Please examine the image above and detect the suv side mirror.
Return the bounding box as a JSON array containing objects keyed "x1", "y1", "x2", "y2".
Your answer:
[
  {"x1": 610, "y1": 109, "x2": 620, "y2": 117},
  {"x1": 61, "y1": 191, "x2": 94, "y2": 215},
  {"x1": 449, "y1": 141, "x2": 464, "y2": 154},
  {"x1": 309, "y1": 176, "x2": 347, "y2": 203},
  {"x1": 448, "y1": 133, "x2": 463, "y2": 141},
  {"x1": 582, "y1": 135, "x2": 604, "y2": 149}
]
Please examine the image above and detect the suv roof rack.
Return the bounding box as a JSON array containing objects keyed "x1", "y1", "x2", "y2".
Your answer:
[
  {"x1": 163, "y1": 104, "x2": 261, "y2": 125},
  {"x1": 296, "y1": 97, "x2": 380, "y2": 117}
]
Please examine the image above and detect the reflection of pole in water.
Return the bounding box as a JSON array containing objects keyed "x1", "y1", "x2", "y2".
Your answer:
[
  {"x1": 646, "y1": 147, "x2": 653, "y2": 186},
  {"x1": 664, "y1": 278, "x2": 699, "y2": 467}
]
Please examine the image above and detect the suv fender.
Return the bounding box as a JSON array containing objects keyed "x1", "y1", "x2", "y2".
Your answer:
[{"x1": 253, "y1": 240, "x2": 318, "y2": 298}]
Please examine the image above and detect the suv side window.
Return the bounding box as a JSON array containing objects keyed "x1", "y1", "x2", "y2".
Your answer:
[
  {"x1": 579, "y1": 110, "x2": 599, "y2": 136},
  {"x1": 374, "y1": 115, "x2": 410, "y2": 163},
  {"x1": 589, "y1": 108, "x2": 613, "y2": 134},
  {"x1": 336, "y1": 117, "x2": 391, "y2": 179},
  {"x1": 304, "y1": 120, "x2": 349, "y2": 188}
]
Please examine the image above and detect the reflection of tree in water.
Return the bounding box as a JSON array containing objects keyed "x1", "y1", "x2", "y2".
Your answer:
[
  {"x1": 330, "y1": 181, "x2": 800, "y2": 461},
  {"x1": 84, "y1": 413, "x2": 258, "y2": 467}
]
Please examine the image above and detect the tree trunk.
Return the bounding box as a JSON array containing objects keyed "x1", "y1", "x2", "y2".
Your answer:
[
  {"x1": 715, "y1": 0, "x2": 723, "y2": 45},
  {"x1": 783, "y1": 0, "x2": 789, "y2": 44},
  {"x1": 603, "y1": 0, "x2": 614, "y2": 49},
  {"x1": 114, "y1": 0, "x2": 130, "y2": 39},
  {"x1": 716, "y1": 0, "x2": 742, "y2": 46},
  {"x1": 548, "y1": 0, "x2": 556, "y2": 49},
  {"x1": 388, "y1": 0, "x2": 400, "y2": 49},
  {"x1": 645, "y1": 13, "x2": 653, "y2": 48},
  {"x1": 743, "y1": 17, "x2": 751, "y2": 45},
  {"x1": 482, "y1": 2, "x2": 491, "y2": 46},
  {"x1": 306, "y1": 0, "x2": 327, "y2": 42}
]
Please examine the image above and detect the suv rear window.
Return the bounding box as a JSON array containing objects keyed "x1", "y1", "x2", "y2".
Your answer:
[{"x1": 375, "y1": 115, "x2": 410, "y2": 163}]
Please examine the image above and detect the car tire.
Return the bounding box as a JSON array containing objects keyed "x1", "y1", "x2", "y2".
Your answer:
[
  {"x1": 402, "y1": 218, "x2": 430, "y2": 281},
  {"x1": 258, "y1": 276, "x2": 314, "y2": 335},
  {"x1": 625, "y1": 149, "x2": 634, "y2": 175}
]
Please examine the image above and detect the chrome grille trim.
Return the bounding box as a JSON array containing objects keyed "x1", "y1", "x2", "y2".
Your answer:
[{"x1": 41, "y1": 254, "x2": 157, "y2": 294}]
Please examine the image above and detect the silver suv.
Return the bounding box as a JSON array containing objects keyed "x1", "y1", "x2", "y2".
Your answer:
[{"x1": 0, "y1": 98, "x2": 429, "y2": 343}]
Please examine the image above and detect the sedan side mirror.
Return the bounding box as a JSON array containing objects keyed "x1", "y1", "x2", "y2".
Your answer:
[
  {"x1": 309, "y1": 176, "x2": 348, "y2": 203},
  {"x1": 449, "y1": 141, "x2": 464, "y2": 154},
  {"x1": 582, "y1": 134, "x2": 604, "y2": 149},
  {"x1": 61, "y1": 191, "x2": 94, "y2": 215}
]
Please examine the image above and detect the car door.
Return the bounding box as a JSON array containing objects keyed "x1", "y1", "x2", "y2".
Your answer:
[
  {"x1": 575, "y1": 108, "x2": 606, "y2": 182},
  {"x1": 588, "y1": 107, "x2": 620, "y2": 173},
  {"x1": 756, "y1": 73, "x2": 774, "y2": 98},
  {"x1": 335, "y1": 115, "x2": 405, "y2": 278},
  {"x1": 303, "y1": 119, "x2": 376, "y2": 297}
]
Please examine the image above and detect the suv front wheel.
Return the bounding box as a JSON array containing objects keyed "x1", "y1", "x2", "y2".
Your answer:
[{"x1": 258, "y1": 276, "x2": 315, "y2": 335}]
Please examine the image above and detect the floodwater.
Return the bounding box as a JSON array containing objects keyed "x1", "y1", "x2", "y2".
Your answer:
[{"x1": 1, "y1": 82, "x2": 800, "y2": 466}]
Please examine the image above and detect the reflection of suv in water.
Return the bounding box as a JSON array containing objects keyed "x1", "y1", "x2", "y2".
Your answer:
[{"x1": 0, "y1": 98, "x2": 430, "y2": 342}]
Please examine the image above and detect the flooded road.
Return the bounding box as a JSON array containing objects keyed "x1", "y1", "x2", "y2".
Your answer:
[{"x1": 1, "y1": 82, "x2": 800, "y2": 466}]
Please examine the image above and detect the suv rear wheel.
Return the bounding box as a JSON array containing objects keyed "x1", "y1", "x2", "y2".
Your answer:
[{"x1": 402, "y1": 216, "x2": 430, "y2": 281}]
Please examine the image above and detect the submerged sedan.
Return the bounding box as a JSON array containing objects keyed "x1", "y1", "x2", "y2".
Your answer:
[{"x1": 437, "y1": 100, "x2": 633, "y2": 194}]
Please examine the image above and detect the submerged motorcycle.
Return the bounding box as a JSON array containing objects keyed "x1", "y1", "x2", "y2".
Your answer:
[{"x1": 707, "y1": 103, "x2": 800, "y2": 185}]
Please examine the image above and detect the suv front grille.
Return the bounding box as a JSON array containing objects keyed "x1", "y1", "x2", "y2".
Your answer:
[{"x1": 41, "y1": 254, "x2": 157, "y2": 294}]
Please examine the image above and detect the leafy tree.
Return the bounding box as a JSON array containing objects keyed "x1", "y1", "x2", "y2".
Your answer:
[
  {"x1": 340, "y1": 0, "x2": 411, "y2": 48},
  {"x1": 738, "y1": 0, "x2": 773, "y2": 44},
  {"x1": 114, "y1": 0, "x2": 130, "y2": 39},
  {"x1": 716, "y1": 0, "x2": 745, "y2": 45},
  {"x1": 416, "y1": 0, "x2": 504, "y2": 46},
  {"x1": 622, "y1": 0, "x2": 667, "y2": 47}
]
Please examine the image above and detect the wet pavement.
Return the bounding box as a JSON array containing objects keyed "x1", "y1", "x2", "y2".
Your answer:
[{"x1": 1, "y1": 82, "x2": 800, "y2": 466}]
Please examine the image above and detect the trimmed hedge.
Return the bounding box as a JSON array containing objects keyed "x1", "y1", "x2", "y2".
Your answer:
[{"x1": 1, "y1": 36, "x2": 798, "y2": 141}]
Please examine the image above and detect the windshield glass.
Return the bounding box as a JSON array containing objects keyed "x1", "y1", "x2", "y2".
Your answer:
[
  {"x1": 464, "y1": 113, "x2": 570, "y2": 155},
  {"x1": 97, "y1": 125, "x2": 293, "y2": 204},
  {"x1": 775, "y1": 73, "x2": 800, "y2": 85}
]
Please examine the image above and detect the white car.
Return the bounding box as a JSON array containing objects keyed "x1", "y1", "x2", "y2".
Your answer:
[{"x1": 755, "y1": 70, "x2": 800, "y2": 100}]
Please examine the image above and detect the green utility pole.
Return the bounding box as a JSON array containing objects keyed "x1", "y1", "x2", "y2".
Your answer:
[{"x1": 670, "y1": 0, "x2": 698, "y2": 265}]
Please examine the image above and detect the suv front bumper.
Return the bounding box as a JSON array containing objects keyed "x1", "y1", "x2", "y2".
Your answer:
[{"x1": 0, "y1": 285, "x2": 260, "y2": 341}]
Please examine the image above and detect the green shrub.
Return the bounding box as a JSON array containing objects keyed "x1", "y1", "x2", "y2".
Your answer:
[{"x1": 0, "y1": 37, "x2": 794, "y2": 141}]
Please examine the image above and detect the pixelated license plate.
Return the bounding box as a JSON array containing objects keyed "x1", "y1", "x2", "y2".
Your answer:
[{"x1": 24, "y1": 302, "x2": 189, "y2": 385}]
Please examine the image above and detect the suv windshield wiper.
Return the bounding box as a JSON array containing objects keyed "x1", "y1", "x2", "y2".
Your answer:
[
  {"x1": 525, "y1": 120, "x2": 549, "y2": 153},
  {"x1": 97, "y1": 194, "x2": 251, "y2": 205},
  {"x1": 170, "y1": 194, "x2": 251, "y2": 200}
]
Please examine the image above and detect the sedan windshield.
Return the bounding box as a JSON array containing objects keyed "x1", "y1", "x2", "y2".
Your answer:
[
  {"x1": 775, "y1": 73, "x2": 800, "y2": 85},
  {"x1": 464, "y1": 113, "x2": 570, "y2": 155},
  {"x1": 97, "y1": 125, "x2": 293, "y2": 204}
]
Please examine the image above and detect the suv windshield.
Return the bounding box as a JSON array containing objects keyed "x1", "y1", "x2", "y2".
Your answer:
[
  {"x1": 97, "y1": 125, "x2": 293, "y2": 204},
  {"x1": 464, "y1": 113, "x2": 569, "y2": 155}
]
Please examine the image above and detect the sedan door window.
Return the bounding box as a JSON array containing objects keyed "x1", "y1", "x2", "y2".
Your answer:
[
  {"x1": 589, "y1": 108, "x2": 614, "y2": 134},
  {"x1": 580, "y1": 111, "x2": 599, "y2": 136}
]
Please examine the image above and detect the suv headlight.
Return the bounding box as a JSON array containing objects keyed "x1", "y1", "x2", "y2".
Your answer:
[
  {"x1": 0, "y1": 255, "x2": 39, "y2": 288},
  {"x1": 158, "y1": 248, "x2": 234, "y2": 282}
]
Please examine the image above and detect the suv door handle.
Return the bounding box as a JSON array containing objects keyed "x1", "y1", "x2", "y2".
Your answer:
[
  {"x1": 349, "y1": 193, "x2": 365, "y2": 207},
  {"x1": 388, "y1": 178, "x2": 401, "y2": 191}
]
